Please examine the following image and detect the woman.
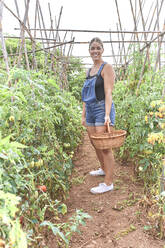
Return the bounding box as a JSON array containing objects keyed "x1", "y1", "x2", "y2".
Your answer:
[{"x1": 81, "y1": 37, "x2": 115, "y2": 194}]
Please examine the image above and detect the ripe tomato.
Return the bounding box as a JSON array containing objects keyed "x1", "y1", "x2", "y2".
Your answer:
[
  {"x1": 38, "y1": 185, "x2": 47, "y2": 192},
  {"x1": 19, "y1": 216, "x2": 24, "y2": 224}
]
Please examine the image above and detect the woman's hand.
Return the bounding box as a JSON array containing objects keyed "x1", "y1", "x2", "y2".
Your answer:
[
  {"x1": 104, "y1": 115, "x2": 110, "y2": 126},
  {"x1": 81, "y1": 117, "x2": 86, "y2": 127}
]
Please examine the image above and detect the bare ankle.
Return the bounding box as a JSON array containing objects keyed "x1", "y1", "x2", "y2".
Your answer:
[{"x1": 104, "y1": 180, "x2": 113, "y2": 186}]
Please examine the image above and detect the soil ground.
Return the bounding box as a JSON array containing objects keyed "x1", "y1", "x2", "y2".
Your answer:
[{"x1": 46, "y1": 132, "x2": 165, "y2": 248}]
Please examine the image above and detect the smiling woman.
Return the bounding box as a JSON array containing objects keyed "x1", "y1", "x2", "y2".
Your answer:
[{"x1": 81, "y1": 37, "x2": 116, "y2": 194}]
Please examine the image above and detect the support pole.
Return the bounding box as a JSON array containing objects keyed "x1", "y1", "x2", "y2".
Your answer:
[{"x1": 0, "y1": 0, "x2": 10, "y2": 75}]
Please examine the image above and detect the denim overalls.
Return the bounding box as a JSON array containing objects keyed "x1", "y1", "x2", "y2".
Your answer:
[{"x1": 82, "y1": 63, "x2": 115, "y2": 126}]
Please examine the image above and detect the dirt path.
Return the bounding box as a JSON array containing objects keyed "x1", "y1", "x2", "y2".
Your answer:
[{"x1": 47, "y1": 132, "x2": 164, "y2": 248}]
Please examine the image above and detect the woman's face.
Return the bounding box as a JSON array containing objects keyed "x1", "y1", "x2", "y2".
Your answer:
[{"x1": 89, "y1": 41, "x2": 104, "y2": 62}]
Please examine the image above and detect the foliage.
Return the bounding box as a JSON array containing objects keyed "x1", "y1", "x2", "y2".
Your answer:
[
  {"x1": 41, "y1": 210, "x2": 91, "y2": 247},
  {"x1": 113, "y1": 54, "x2": 165, "y2": 238},
  {"x1": 117, "y1": 44, "x2": 157, "y2": 82},
  {"x1": 68, "y1": 70, "x2": 85, "y2": 101},
  {"x1": 0, "y1": 67, "x2": 85, "y2": 246},
  {"x1": 0, "y1": 191, "x2": 27, "y2": 248},
  {"x1": 0, "y1": 38, "x2": 45, "y2": 69},
  {"x1": 113, "y1": 69, "x2": 164, "y2": 187},
  {"x1": 67, "y1": 57, "x2": 86, "y2": 101}
]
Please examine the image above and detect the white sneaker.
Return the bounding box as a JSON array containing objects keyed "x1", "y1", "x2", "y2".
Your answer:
[
  {"x1": 90, "y1": 183, "x2": 114, "y2": 194},
  {"x1": 89, "y1": 168, "x2": 105, "y2": 176}
]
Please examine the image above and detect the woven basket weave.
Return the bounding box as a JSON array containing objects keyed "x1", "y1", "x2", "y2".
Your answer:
[{"x1": 91, "y1": 129, "x2": 127, "y2": 150}]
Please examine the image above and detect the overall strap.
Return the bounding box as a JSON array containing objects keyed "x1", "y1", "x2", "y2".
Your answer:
[
  {"x1": 97, "y1": 62, "x2": 107, "y2": 76},
  {"x1": 87, "y1": 68, "x2": 91, "y2": 77},
  {"x1": 86, "y1": 68, "x2": 91, "y2": 78}
]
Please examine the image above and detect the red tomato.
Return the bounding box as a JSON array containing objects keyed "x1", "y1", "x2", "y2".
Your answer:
[
  {"x1": 38, "y1": 185, "x2": 47, "y2": 192},
  {"x1": 19, "y1": 216, "x2": 24, "y2": 224}
]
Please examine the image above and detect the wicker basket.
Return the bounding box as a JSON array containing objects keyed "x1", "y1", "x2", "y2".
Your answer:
[{"x1": 91, "y1": 128, "x2": 127, "y2": 150}]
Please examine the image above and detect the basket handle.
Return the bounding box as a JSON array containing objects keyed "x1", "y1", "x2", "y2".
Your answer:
[{"x1": 106, "y1": 123, "x2": 111, "y2": 134}]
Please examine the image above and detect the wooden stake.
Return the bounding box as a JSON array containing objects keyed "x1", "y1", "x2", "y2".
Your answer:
[
  {"x1": 51, "y1": 6, "x2": 63, "y2": 73},
  {"x1": 109, "y1": 29, "x2": 118, "y2": 69},
  {"x1": 114, "y1": 0, "x2": 127, "y2": 66},
  {"x1": 38, "y1": 0, "x2": 49, "y2": 49},
  {"x1": 0, "y1": 0, "x2": 10, "y2": 75},
  {"x1": 4, "y1": 2, "x2": 35, "y2": 43},
  {"x1": 153, "y1": 22, "x2": 165, "y2": 73},
  {"x1": 31, "y1": 0, "x2": 38, "y2": 69},
  {"x1": 17, "y1": 0, "x2": 30, "y2": 68}
]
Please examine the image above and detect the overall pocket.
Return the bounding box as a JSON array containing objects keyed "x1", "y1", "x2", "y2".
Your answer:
[{"x1": 82, "y1": 77, "x2": 97, "y2": 103}]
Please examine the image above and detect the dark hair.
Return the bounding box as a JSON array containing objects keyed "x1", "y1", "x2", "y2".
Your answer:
[{"x1": 89, "y1": 37, "x2": 104, "y2": 49}]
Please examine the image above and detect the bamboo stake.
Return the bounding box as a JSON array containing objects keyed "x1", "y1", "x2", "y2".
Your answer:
[
  {"x1": 129, "y1": 0, "x2": 139, "y2": 41},
  {"x1": 138, "y1": 0, "x2": 155, "y2": 72},
  {"x1": 109, "y1": 29, "x2": 118, "y2": 68},
  {"x1": 141, "y1": 1, "x2": 155, "y2": 39},
  {"x1": 48, "y1": 2, "x2": 55, "y2": 40},
  {"x1": 137, "y1": 0, "x2": 156, "y2": 78},
  {"x1": 138, "y1": 22, "x2": 165, "y2": 90},
  {"x1": 13, "y1": 0, "x2": 21, "y2": 66},
  {"x1": 136, "y1": 50, "x2": 149, "y2": 92},
  {"x1": 23, "y1": 0, "x2": 30, "y2": 69},
  {"x1": 135, "y1": 0, "x2": 156, "y2": 78},
  {"x1": 67, "y1": 32, "x2": 74, "y2": 57},
  {"x1": 56, "y1": 7, "x2": 63, "y2": 42},
  {"x1": 157, "y1": 0, "x2": 161, "y2": 69},
  {"x1": 24, "y1": 0, "x2": 30, "y2": 30},
  {"x1": 116, "y1": 23, "x2": 121, "y2": 66},
  {"x1": 47, "y1": 2, "x2": 55, "y2": 73},
  {"x1": 109, "y1": 30, "x2": 119, "y2": 79},
  {"x1": 153, "y1": 21, "x2": 165, "y2": 72},
  {"x1": 51, "y1": 6, "x2": 63, "y2": 73},
  {"x1": 149, "y1": 0, "x2": 164, "y2": 71},
  {"x1": 138, "y1": 0, "x2": 150, "y2": 64},
  {"x1": 36, "y1": 0, "x2": 47, "y2": 68},
  {"x1": 0, "y1": 0, "x2": 10, "y2": 75},
  {"x1": 114, "y1": 0, "x2": 127, "y2": 66},
  {"x1": 65, "y1": 33, "x2": 74, "y2": 77},
  {"x1": 24, "y1": 0, "x2": 37, "y2": 69},
  {"x1": 116, "y1": 23, "x2": 128, "y2": 80},
  {"x1": 38, "y1": 1, "x2": 49, "y2": 49},
  {"x1": 6, "y1": 36, "x2": 165, "y2": 43},
  {"x1": 17, "y1": 0, "x2": 30, "y2": 68},
  {"x1": 0, "y1": 40, "x2": 75, "y2": 58},
  {"x1": 14, "y1": 28, "x2": 163, "y2": 34},
  {"x1": 3, "y1": 2, "x2": 35, "y2": 43},
  {"x1": 31, "y1": 0, "x2": 38, "y2": 69},
  {"x1": 62, "y1": 31, "x2": 68, "y2": 56},
  {"x1": 150, "y1": 0, "x2": 164, "y2": 41},
  {"x1": 126, "y1": 0, "x2": 146, "y2": 59},
  {"x1": 4, "y1": 51, "x2": 161, "y2": 59},
  {"x1": 125, "y1": 29, "x2": 165, "y2": 66},
  {"x1": 139, "y1": 0, "x2": 147, "y2": 41},
  {"x1": 60, "y1": 31, "x2": 68, "y2": 89}
]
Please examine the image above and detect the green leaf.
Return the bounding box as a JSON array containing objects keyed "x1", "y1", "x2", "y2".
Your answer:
[
  {"x1": 40, "y1": 221, "x2": 69, "y2": 244},
  {"x1": 10, "y1": 142, "x2": 28, "y2": 149},
  {"x1": 0, "y1": 152, "x2": 8, "y2": 159},
  {"x1": 31, "y1": 219, "x2": 38, "y2": 224},
  {"x1": 58, "y1": 203, "x2": 67, "y2": 215},
  {"x1": 16, "y1": 91, "x2": 27, "y2": 103},
  {"x1": 144, "y1": 225, "x2": 152, "y2": 231}
]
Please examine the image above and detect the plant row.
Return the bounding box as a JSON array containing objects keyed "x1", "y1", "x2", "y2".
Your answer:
[{"x1": 0, "y1": 68, "x2": 90, "y2": 247}]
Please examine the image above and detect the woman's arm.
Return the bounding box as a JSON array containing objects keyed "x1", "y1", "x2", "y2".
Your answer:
[{"x1": 102, "y1": 64, "x2": 115, "y2": 125}]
